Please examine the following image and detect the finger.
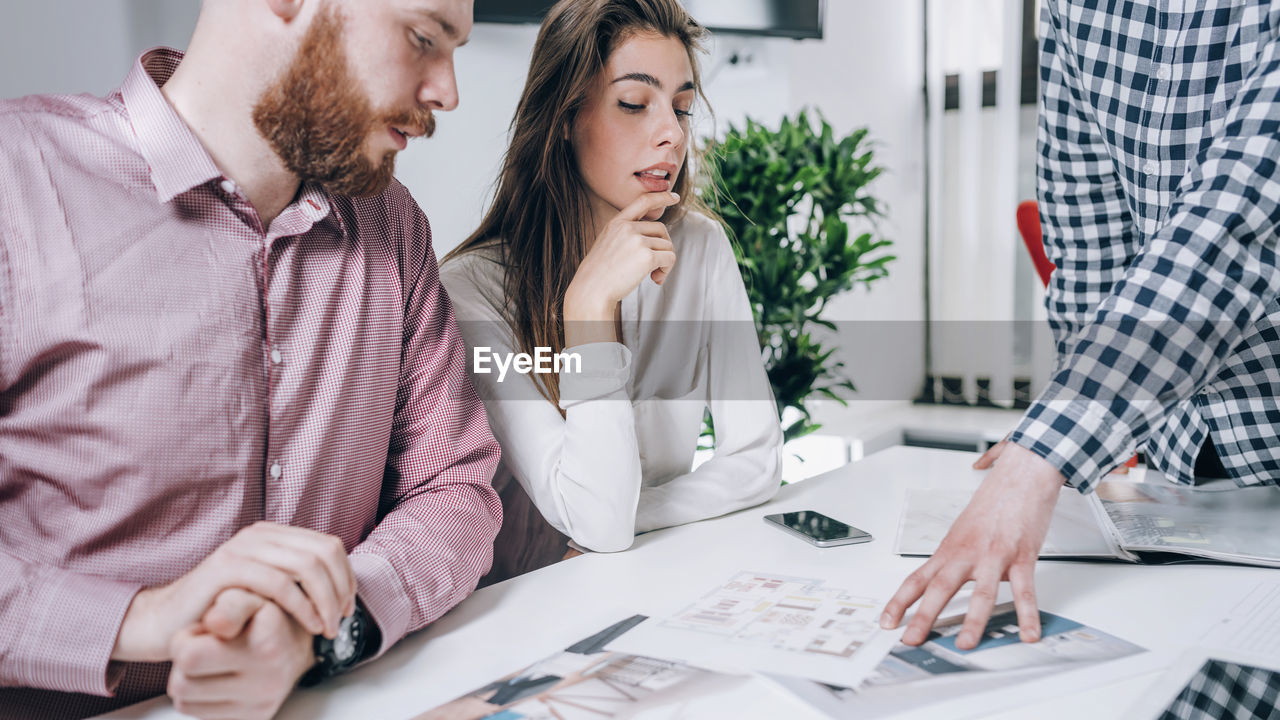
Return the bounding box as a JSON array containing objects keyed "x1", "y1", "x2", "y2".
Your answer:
[
  {"x1": 254, "y1": 526, "x2": 356, "y2": 617},
  {"x1": 647, "y1": 237, "x2": 675, "y2": 255},
  {"x1": 168, "y1": 622, "x2": 206, "y2": 668},
  {"x1": 881, "y1": 560, "x2": 939, "y2": 629},
  {"x1": 973, "y1": 440, "x2": 1007, "y2": 469},
  {"x1": 168, "y1": 698, "x2": 239, "y2": 720},
  {"x1": 902, "y1": 567, "x2": 971, "y2": 646},
  {"x1": 618, "y1": 191, "x2": 679, "y2": 222},
  {"x1": 631, "y1": 221, "x2": 673, "y2": 244},
  {"x1": 954, "y1": 567, "x2": 1001, "y2": 650},
  {"x1": 649, "y1": 249, "x2": 677, "y2": 275},
  {"x1": 170, "y1": 671, "x2": 252, "y2": 703},
  {"x1": 202, "y1": 588, "x2": 268, "y2": 640},
  {"x1": 226, "y1": 544, "x2": 339, "y2": 638},
  {"x1": 206, "y1": 558, "x2": 325, "y2": 636},
  {"x1": 233, "y1": 526, "x2": 352, "y2": 627},
  {"x1": 1008, "y1": 560, "x2": 1042, "y2": 642},
  {"x1": 650, "y1": 267, "x2": 669, "y2": 285},
  {"x1": 642, "y1": 234, "x2": 674, "y2": 253},
  {"x1": 232, "y1": 540, "x2": 343, "y2": 637},
  {"x1": 171, "y1": 630, "x2": 242, "y2": 678},
  {"x1": 238, "y1": 523, "x2": 354, "y2": 600}
]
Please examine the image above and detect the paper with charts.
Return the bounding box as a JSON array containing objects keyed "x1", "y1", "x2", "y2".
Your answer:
[{"x1": 604, "y1": 571, "x2": 899, "y2": 688}]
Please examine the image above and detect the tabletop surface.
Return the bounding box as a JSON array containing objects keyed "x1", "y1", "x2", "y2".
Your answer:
[{"x1": 103, "y1": 445, "x2": 1275, "y2": 719}]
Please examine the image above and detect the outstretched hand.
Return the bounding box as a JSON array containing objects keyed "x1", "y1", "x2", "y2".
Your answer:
[{"x1": 882, "y1": 442, "x2": 1065, "y2": 649}]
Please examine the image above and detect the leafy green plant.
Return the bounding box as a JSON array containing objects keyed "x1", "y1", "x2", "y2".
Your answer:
[{"x1": 703, "y1": 110, "x2": 895, "y2": 443}]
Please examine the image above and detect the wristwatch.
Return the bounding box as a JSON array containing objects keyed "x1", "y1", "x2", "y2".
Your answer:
[{"x1": 299, "y1": 603, "x2": 378, "y2": 687}]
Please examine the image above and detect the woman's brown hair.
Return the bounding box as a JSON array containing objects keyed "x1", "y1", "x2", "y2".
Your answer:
[{"x1": 444, "y1": 0, "x2": 712, "y2": 409}]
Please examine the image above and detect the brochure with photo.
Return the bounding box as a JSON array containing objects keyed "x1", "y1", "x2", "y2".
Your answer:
[
  {"x1": 767, "y1": 602, "x2": 1154, "y2": 720},
  {"x1": 414, "y1": 615, "x2": 761, "y2": 720}
]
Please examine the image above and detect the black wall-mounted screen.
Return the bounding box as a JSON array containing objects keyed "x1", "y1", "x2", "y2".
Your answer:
[{"x1": 474, "y1": 0, "x2": 824, "y2": 40}]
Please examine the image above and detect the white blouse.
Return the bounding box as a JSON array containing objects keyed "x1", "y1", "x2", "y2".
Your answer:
[{"x1": 440, "y1": 211, "x2": 782, "y2": 552}]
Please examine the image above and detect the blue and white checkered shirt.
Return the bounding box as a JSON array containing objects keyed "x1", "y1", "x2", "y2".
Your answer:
[{"x1": 1010, "y1": 0, "x2": 1280, "y2": 492}]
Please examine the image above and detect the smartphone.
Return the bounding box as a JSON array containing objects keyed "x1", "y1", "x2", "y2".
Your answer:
[{"x1": 763, "y1": 510, "x2": 873, "y2": 548}]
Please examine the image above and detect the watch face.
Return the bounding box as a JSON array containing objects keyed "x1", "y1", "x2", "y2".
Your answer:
[{"x1": 333, "y1": 615, "x2": 359, "y2": 662}]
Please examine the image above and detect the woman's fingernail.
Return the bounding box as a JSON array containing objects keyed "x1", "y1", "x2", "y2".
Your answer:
[{"x1": 880, "y1": 612, "x2": 892, "y2": 628}]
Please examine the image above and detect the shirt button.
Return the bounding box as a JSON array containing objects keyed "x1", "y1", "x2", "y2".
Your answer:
[
  {"x1": 1142, "y1": 160, "x2": 1158, "y2": 176},
  {"x1": 220, "y1": 179, "x2": 237, "y2": 195},
  {"x1": 304, "y1": 198, "x2": 325, "y2": 220},
  {"x1": 270, "y1": 462, "x2": 282, "y2": 480},
  {"x1": 271, "y1": 347, "x2": 283, "y2": 364},
  {"x1": 1155, "y1": 65, "x2": 1171, "y2": 81}
]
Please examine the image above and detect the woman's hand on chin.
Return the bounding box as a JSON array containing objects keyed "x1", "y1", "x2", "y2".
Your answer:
[{"x1": 564, "y1": 191, "x2": 680, "y2": 342}]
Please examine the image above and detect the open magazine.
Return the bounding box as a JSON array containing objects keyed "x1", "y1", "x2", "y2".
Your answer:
[{"x1": 896, "y1": 479, "x2": 1280, "y2": 568}]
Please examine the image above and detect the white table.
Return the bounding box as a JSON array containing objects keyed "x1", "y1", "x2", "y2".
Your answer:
[{"x1": 105, "y1": 446, "x2": 1274, "y2": 719}]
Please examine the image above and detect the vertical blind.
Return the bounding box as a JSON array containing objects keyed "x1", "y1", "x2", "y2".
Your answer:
[{"x1": 925, "y1": 0, "x2": 1030, "y2": 406}]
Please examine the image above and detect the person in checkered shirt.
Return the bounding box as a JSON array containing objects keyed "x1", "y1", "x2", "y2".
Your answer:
[
  {"x1": 883, "y1": 0, "x2": 1280, "y2": 669},
  {"x1": 0, "y1": 1, "x2": 501, "y2": 718}
]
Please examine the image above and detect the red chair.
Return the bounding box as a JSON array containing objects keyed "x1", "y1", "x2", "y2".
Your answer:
[
  {"x1": 1015, "y1": 200, "x2": 1137, "y2": 472},
  {"x1": 1017, "y1": 200, "x2": 1055, "y2": 287}
]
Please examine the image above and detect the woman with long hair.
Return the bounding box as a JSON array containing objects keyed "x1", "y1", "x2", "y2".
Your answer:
[{"x1": 441, "y1": 0, "x2": 781, "y2": 582}]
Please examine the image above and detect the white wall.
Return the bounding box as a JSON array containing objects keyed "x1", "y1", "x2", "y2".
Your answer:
[
  {"x1": 787, "y1": 0, "x2": 927, "y2": 403},
  {"x1": 126, "y1": 0, "x2": 202, "y2": 55},
  {"x1": 0, "y1": 1, "x2": 137, "y2": 99},
  {"x1": 0, "y1": 1, "x2": 200, "y2": 101}
]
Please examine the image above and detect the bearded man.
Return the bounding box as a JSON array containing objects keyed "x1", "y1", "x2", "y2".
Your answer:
[{"x1": 0, "y1": 1, "x2": 500, "y2": 718}]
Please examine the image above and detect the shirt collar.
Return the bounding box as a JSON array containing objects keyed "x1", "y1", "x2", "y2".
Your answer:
[
  {"x1": 120, "y1": 48, "x2": 347, "y2": 239},
  {"x1": 120, "y1": 48, "x2": 222, "y2": 203},
  {"x1": 275, "y1": 182, "x2": 349, "y2": 240}
]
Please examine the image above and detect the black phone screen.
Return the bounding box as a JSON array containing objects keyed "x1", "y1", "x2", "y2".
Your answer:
[{"x1": 776, "y1": 511, "x2": 868, "y2": 541}]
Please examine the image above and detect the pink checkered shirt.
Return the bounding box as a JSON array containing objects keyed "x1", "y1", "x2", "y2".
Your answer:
[{"x1": 0, "y1": 49, "x2": 502, "y2": 718}]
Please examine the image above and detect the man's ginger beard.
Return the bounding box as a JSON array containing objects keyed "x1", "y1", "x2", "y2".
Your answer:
[{"x1": 253, "y1": 5, "x2": 436, "y2": 197}]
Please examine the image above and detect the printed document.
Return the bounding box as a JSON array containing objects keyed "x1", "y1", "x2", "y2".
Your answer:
[{"x1": 605, "y1": 571, "x2": 899, "y2": 688}]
